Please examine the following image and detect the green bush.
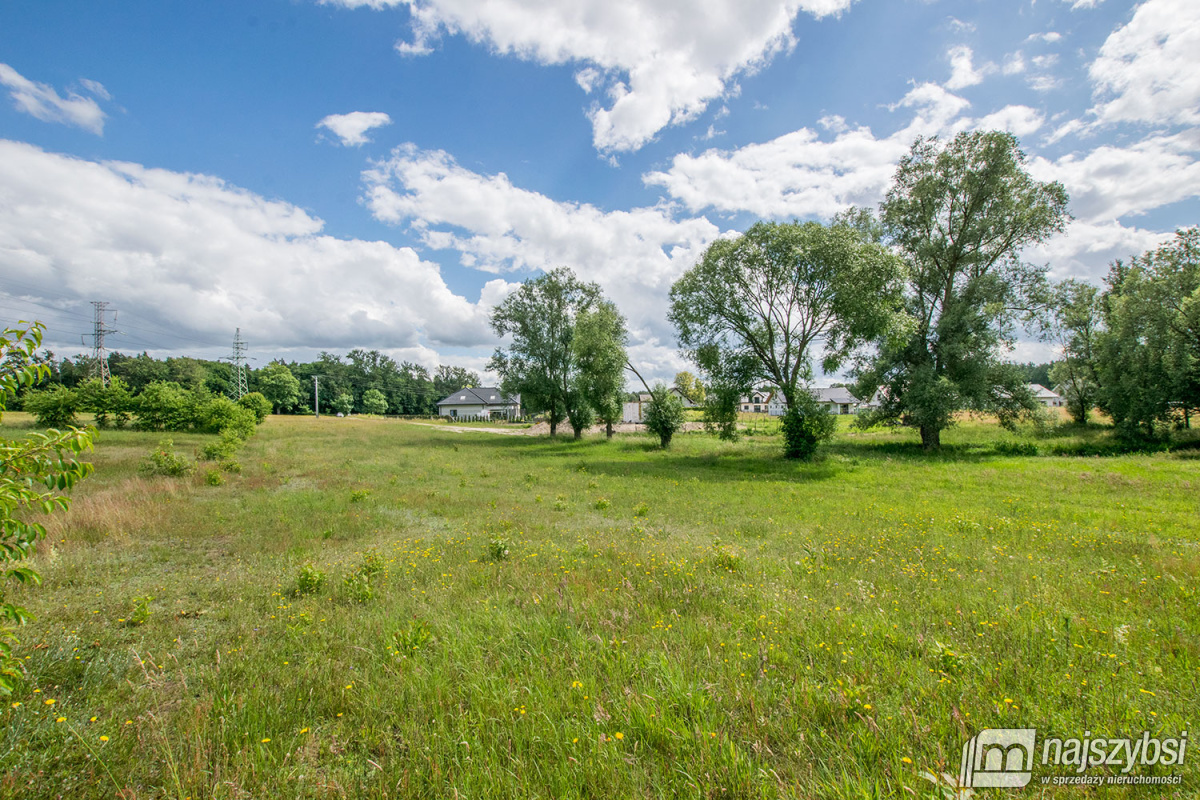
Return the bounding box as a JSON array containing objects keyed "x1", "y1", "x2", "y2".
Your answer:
[
  {"x1": 139, "y1": 438, "x2": 195, "y2": 477},
  {"x1": 237, "y1": 392, "x2": 272, "y2": 424},
  {"x1": 199, "y1": 429, "x2": 242, "y2": 461},
  {"x1": 780, "y1": 393, "x2": 836, "y2": 460},
  {"x1": 204, "y1": 468, "x2": 224, "y2": 486},
  {"x1": 197, "y1": 396, "x2": 256, "y2": 438},
  {"x1": 134, "y1": 382, "x2": 197, "y2": 431},
  {"x1": 78, "y1": 377, "x2": 133, "y2": 429},
  {"x1": 295, "y1": 564, "x2": 326, "y2": 596},
  {"x1": 643, "y1": 384, "x2": 684, "y2": 448},
  {"x1": 23, "y1": 385, "x2": 80, "y2": 428}
]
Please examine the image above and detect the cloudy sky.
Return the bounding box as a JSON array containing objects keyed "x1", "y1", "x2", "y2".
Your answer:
[{"x1": 1, "y1": 0, "x2": 1197, "y2": 383}]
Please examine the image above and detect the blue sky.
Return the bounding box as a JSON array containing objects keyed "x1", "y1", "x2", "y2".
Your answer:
[{"x1": 1, "y1": 0, "x2": 1197, "y2": 383}]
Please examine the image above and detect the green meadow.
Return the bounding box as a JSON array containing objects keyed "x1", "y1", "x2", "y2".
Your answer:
[{"x1": 2, "y1": 414, "x2": 1197, "y2": 798}]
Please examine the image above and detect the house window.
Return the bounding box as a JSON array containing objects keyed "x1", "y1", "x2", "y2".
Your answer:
[{"x1": 451, "y1": 409, "x2": 457, "y2": 417}]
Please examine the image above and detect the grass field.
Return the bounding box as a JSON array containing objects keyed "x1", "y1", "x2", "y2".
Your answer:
[{"x1": 2, "y1": 413, "x2": 1197, "y2": 798}]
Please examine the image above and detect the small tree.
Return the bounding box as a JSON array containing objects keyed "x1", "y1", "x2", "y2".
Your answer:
[
  {"x1": 673, "y1": 371, "x2": 706, "y2": 404},
  {"x1": 642, "y1": 383, "x2": 685, "y2": 449},
  {"x1": 332, "y1": 392, "x2": 354, "y2": 416},
  {"x1": 671, "y1": 218, "x2": 902, "y2": 458},
  {"x1": 572, "y1": 300, "x2": 628, "y2": 439},
  {"x1": 1040, "y1": 280, "x2": 1102, "y2": 424},
  {"x1": 78, "y1": 376, "x2": 133, "y2": 429},
  {"x1": 257, "y1": 362, "x2": 301, "y2": 413},
  {"x1": 695, "y1": 344, "x2": 755, "y2": 441},
  {"x1": 361, "y1": 388, "x2": 389, "y2": 416},
  {"x1": 489, "y1": 268, "x2": 602, "y2": 437},
  {"x1": 1, "y1": 323, "x2": 94, "y2": 693}
]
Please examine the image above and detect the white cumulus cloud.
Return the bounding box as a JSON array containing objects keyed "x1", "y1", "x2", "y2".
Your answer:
[
  {"x1": 322, "y1": 0, "x2": 856, "y2": 153},
  {"x1": 1089, "y1": 0, "x2": 1200, "y2": 127},
  {"x1": 0, "y1": 139, "x2": 504, "y2": 361},
  {"x1": 643, "y1": 83, "x2": 971, "y2": 219},
  {"x1": 316, "y1": 111, "x2": 394, "y2": 146},
  {"x1": 0, "y1": 63, "x2": 108, "y2": 135},
  {"x1": 945, "y1": 45, "x2": 993, "y2": 90},
  {"x1": 362, "y1": 143, "x2": 722, "y2": 358}
]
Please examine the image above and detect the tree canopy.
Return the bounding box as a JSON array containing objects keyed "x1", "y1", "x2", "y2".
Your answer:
[
  {"x1": 854, "y1": 130, "x2": 1070, "y2": 449},
  {"x1": 670, "y1": 219, "x2": 903, "y2": 457}
]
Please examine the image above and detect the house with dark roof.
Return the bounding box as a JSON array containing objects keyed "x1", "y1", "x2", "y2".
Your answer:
[
  {"x1": 435, "y1": 387, "x2": 521, "y2": 419},
  {"x1": 765, "y1": 386, "x2": 862, "y2": 416}
]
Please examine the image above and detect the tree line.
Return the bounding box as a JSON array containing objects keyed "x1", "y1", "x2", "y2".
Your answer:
[{"x1": 6, "y1": 349, "x2": 482, "y2": 418}]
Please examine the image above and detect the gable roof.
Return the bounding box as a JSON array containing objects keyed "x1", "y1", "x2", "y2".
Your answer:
[
  {"x1": 813, "y1": 386, "x2": 859, "y2": 404},
  {"x1": 435, "y1": 387, "x2": 519, "y2": 407},
  {"x1": 1027, "y1": 383, "x2": 1061, "y2": 400}
]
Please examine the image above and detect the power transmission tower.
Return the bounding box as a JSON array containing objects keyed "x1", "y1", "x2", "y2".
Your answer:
[
  {"x1": 89, "y1": 301, "x2": 118, "y2": 386},
  {"x1": 230, "y1": 328, "x2": 249, "y2": 399}
]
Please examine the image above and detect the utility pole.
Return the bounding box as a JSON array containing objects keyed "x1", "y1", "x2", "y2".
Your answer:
[
  {"x1": 313, "y1": 375, "x2": 322, "y2": 418},
  {"x1": 230, "y1": 328, "x2": 249, "y2": 400},
  {"x1": 89, "y1": 301, "x2": 118, "y2": 386}
]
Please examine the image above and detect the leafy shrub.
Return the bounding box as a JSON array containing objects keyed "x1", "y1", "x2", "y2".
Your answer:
[
  {"x1": 780, "y1": 394, "x2": 836, "y2": 460},
  {"x1": 197, "y1": 396, "x2": 256, "y2": 439},
  {"x1": 358, "y1": 551, "x2": 385, "y2": 578},
  {"x1": 78, "y1": 377, "x2": 133, "y2": 429},
  {"x1": 633, "y1": 502, "x2": 650, "y2": 518},
  {"x1": 332, "y1": 392, "x2": 354, "y2": 416},
  {"x1": 349, "y1": 489, "x2": 370, "y2": 503},
  {"x1": 204, "y1": 468, "x2": 224, "y2": 486},
  {"x1": 295, "y1": 564, "x2": 326, "y2": 596},
  {"x1": 237, "y1": 392, "x2": 272, "y2": 424},
  {"x1": 220, "y1": 459, "x2": 242, "y2": 473},
  {"x1": 199, "y1": 428, "x2": 242, "y2": 461},
  {"x1": 134, "y1": 382, "x2": 197, "y2": 431},
  {"x1": 23, "y1": 385, "x2": 80, "y2": 428},
  {"x1": 139, "y1": 439, "x2": 195, "y2": 477},
  {"x1": 643, "y1": 383, "x2": 684, "y2": 448},
  {"x1": 342, "y1": 572, "x2": 373, "y2": 603},
  {"x1": 594, "y1": 497, "x2": 611, "y2": 510},
  {"x1": 1, "y1": 322, "x2": 95, "y2": 694},
  {"x1": 486, "y1": 537, "x2": 510, "y2": 562}
]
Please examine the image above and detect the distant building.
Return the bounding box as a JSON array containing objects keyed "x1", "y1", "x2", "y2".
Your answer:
[
  {"x1": 623, "y1": 387, "x2": 697, "y2": 423},
  {"x1": 435, "y1": 387, "x2": 521, "y2": 419},
  {"x1": 762, "y1": 386, "x2": 862, "y2": 416},
  {"x1": 740, "y1": 388, "x2": 774, "y2": 414},
  {"x1": 1027, "y1": 384, "x2": 1064, "y2": 408}
]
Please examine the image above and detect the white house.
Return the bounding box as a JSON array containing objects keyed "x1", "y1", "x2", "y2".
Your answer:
[
  {"x1": 740, "y1": 388, "x2": 774, "y2": 414},
  {"x1": 435, "y1": 387, "x2": 521, "y2": 419},
  {"x1": 765, "y1": 386, "x2": 862, "y2": 416},
  {"x1": 1027, "y1": 384, "x2": 1064, "y2": 408}
]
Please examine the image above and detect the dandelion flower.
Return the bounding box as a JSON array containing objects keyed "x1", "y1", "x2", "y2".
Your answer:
[
  {"x1": 261, "y1": 738, "x2": 270, "y2": 743},
  {"x1": 99, "y1": 736, "x2": 109, "y2": 742},
  {"x1": 56, "y1": 717, "x2": 66, "y2": 722},
  {"x1": 902, "y1": 757, "x2": 913, "y2": 764},
  {"x1": 614, "y1": 732, "x2": 624, "y2": 740}
]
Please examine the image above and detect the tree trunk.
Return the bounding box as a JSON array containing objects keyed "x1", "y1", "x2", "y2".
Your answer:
[
  {"x1": 606, "y1": 420, "x2": 613, "y2": 439},
  {"x1": 573, "y1": 427, "x2": 582, "y2": 440},
  {"x1": 549, "y1": 419, "x2": 557, "y2": 436},
  {"x1": 920, "y1": 424, "x2": 940, "y2": 450}
]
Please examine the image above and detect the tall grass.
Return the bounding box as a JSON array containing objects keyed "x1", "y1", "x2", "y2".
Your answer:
[{"x1": 1, "y1": 413, "x2": 1195, "y2": 798}]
